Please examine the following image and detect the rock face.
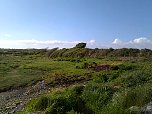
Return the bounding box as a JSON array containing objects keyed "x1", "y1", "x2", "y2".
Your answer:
[{"x1": 141, "y1": 102, "x2": 152, "y2": 114}]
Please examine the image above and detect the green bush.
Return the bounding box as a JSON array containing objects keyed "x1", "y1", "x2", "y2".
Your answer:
[
  {"x1": 34, "y1": 96, "x2": 50, "y2": 111},
  {"x1": 82, "y1": 82, "x2": 114, "y2": 113},
  {"x1": 93, "y1": 73, "x2": 108, "y2": 83},
  {"x1": 43, "y1": 86, "x2": 87, "y2": 114},
  {"x1": 49, "y1": 96, "x2": 68, "y2": 114},
  {"x1": 122, "y1": 70, "x2": 151, "y2": 87},
  {"x1": 75, "y1": 43, "x2": 86, "y2": 48},
  {"x1": 121, "y1": 86, "x2": 152, "y2": 108},
  {"x1": 101, "y1": 84, "x2": 152, "y2": 114},
  {"x1": 108, "y1": 71, "x2": 121, "y2": 81}
]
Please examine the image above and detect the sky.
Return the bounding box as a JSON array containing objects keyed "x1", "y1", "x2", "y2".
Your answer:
[{"x1": 0, "y1": 0, "x2": 152, "y2": 49}]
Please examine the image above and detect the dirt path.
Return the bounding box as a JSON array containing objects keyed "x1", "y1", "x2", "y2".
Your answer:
[
  {"x1": 0, "y1": 80, "x2": 87, "y2": 114},
  {"x1": 0, "y1": 80, "x2": 51, "y2": 114}
]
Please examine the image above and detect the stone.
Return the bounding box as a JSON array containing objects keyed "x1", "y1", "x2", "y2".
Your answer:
[
  {"x1": 141, "y1": 102, "x2": 152, "y2": 114},
  {"x1": 129, "y1": 106, "x2": 140, "y2": 113}
]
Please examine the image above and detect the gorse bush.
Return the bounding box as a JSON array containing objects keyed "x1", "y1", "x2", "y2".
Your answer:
[{"x1": 75, "y1": 43, "x2": 86, "y2": 48}]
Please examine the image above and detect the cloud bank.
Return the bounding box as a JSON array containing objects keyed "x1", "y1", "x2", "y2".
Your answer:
[
  {"x1": 112, "y1": 37, "x2": 152, "y2": 49},
  {"x1": 0, "y1": 39, "x2": 96, "y2": 49},
  {"x1": 0, "y1": 37, "x2": 152, "y2": 49}
]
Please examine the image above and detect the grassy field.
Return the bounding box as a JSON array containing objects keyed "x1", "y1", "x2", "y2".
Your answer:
[
  {"x1": 1, "y1": 48, "x2": 152, "y2": 114},
  {"x1": 0, "y1": 52, "x2": 125, "y2": 92}
]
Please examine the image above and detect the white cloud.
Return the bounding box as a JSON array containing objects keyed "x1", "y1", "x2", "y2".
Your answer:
[
  {"x1": 0, "y1": 39, "x2": 96, "y2": 49},
  {"x1": 131, "y1": 37, "x2": 151, "y2": 44},
  {"x1": 88, "y1": 40, "x2": 96, "y2": 45},
  {"x1": 112, "y1": 38, "x2": 123, "y2": 45},
  {"x1": 112, "y1": 37, "x2": 152, "y2": 49}
]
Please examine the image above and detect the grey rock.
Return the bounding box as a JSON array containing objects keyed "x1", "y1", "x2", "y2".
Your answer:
[{"x1": 141, "y1": 102, "x2": 152, "y2": 114}]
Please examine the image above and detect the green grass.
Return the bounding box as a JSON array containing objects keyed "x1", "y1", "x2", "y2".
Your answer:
[
  {"x1": 0, "y1": 55, "x2": 50, "y2": 91},
  {"x1": 20, "y1": 58, "x2": 152, "y2": 114},
  {"x1": 1, "y1": 53, "x2": 115, "y2": 91},
  {"x1": 1, "y1": 49, "x2": 152, "y2": 114}
]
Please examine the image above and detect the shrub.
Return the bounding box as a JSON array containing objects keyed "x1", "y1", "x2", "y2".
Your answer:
[
  {"x1": 82, "y1": 82, "x2": 114, "y2": 113},
  {"x1": 122, "y1": 70, "x2": 151, "y2": 87},
  {"x1": 44, "y1": 86, "x2": 86, "y2": 114},
  {"x1": 93, "y1": 73, "x2": 108, "y2": 83},
  {"x1": 102, "y1": 84, "x2": 152, "y2": 114},
  {"x1": 34, "y1": 96, "x2": 50, "y2": 111},
  {"x1": 50, "y1": 96, "x2": 68, "y2": 114},
  {"x1": 75, "y1": 43, "x2": 86, "y2": 48}
]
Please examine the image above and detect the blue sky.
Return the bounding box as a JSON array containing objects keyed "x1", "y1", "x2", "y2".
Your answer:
[{"x1": 0, "y1": 0, "x2": 152, "y2": 49}]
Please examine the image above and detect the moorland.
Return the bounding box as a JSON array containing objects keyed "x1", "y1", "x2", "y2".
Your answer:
[{"x1": 1, "y1": 43, "x2": 152, "y2": 114}]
